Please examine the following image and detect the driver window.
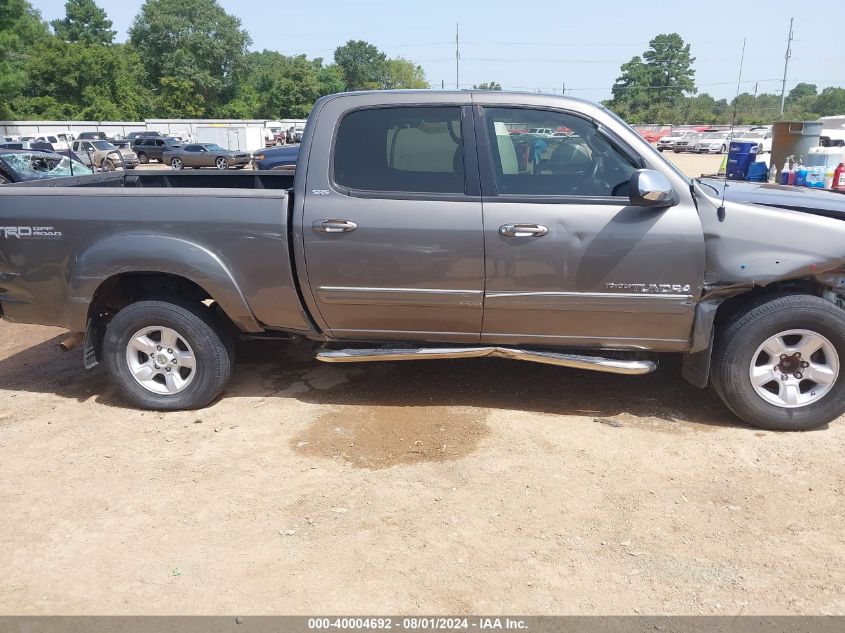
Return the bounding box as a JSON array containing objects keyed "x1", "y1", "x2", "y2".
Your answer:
[{"x1": 483, "y1": 107, "x2": 638, "y2": 197}]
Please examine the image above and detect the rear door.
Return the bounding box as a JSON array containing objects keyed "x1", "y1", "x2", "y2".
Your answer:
[
  {"x1": 474, "y1": 101, "x2": 704, "y2": 351},
  {"x1": 299, "y1": 95, "x2": 485, "y2": 343}
]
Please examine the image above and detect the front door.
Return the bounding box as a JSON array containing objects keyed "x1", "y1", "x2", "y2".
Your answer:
[
  {"x1": 475, "y1": 104, "x2": 704, "y2": 351},
  {"x1": 301, "y1": 100, "x2": 485, "y2": 343}
]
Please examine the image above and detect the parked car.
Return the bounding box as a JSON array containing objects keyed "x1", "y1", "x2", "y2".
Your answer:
[
  {"x1": 163, "y1": 143, "x2": 251, "y2": 170},
  {"x1": 0, "y1": 148, "x2": 92, "y2": 184},
  {"x1": 656, "y1": 130, "x2": 689, "y2": 151},
  {"x1": 71, "y1": 139, "x2": 139, "y2": 171},
  {"x1": 291, "y1": 127, "x2": 305, "y2": 143},
  {"x1": 672, "y1": 131, "x2": 703, "y2": 153},
  {"x1": 735, "y1": 129, "x2": 773, "y2": 153},
  {"x1": 168, "y1": 131, "x2": 196, "y2": 143},
  {"x1": 252, "y1": 144, "x2": 299, "y2": 171},
  {"x1": 2, "y1": 91, "x2": 845, "y2": 432},
  {"x1": 78, "y1": 131, "x2": 109, "y2": 141},
  {"x1": 0, "y1": 141, "x2": 54, "y2": 151},
  {"x1": 132, "y1": 137, "x2": 183, "y2": 164},
  {"x1": 694, "y1": 131, "x2": 732, "y2": 154},
  {"x1": 31, "y1": 135, "x2": 69, "y2": 151},
  {"x1": 527, "y1": 127, "x2": 555, "y2": 137}
]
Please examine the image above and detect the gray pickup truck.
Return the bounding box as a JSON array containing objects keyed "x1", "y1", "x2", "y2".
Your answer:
[{"x1": 2, "y1": 91, "x2": 844, "y2": 431}]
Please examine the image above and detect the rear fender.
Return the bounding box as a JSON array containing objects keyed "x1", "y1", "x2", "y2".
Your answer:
[{"x1": 68, "y1": 233, "x2": 262, "y2": 332}]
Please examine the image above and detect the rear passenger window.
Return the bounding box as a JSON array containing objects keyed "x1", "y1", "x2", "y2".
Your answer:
[{"x1": 333, "y1": 107, "x2": 464, "y2": 194}]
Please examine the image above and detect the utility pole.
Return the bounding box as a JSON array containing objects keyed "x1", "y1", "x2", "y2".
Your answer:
[
  {"x1": 779, "y1": 17, "x2": 794, "y2": 117},
  {"x1": 455, "y1": 22, "x2": 460, "y2": 90},
  {"x1": 561, "y1": 82, "x2": 566, "y2": 96}
]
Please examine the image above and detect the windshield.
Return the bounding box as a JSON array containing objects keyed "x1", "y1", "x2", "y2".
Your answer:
[
  {"x1": 92, "y1": 140, "x2": 116, "y2": 150},
  {"x1": 0, "y1": 151, "x2": 92, "y2": 181},
  {"x1": 742, "y1": 131, "x2": 764, "y2": 138},
  {"x1": 203, "y1": 144, "x2": 225, "y2": 151},
  {"x1": 702, "y1": 132, "x2": 725, "y2": 139}
]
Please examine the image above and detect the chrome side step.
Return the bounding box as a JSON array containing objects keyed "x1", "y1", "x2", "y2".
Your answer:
[{"x1": 316, "y1": 346, "x2": 656, "y2": 375}]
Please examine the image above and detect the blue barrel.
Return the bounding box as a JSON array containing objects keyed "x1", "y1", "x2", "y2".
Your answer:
[{"x1": 727, "y1": 141, "x2": 758, "y2": 180}]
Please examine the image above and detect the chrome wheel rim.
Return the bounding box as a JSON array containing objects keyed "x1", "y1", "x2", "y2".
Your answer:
[
  {"x1": 749, "y1": 329, "x2": 839, "y2": 408},
  {"x1": 216, "y1": 157, "x2": 228, "y2": 169},
  {"x1": 171, "y1": 158, "x2": 182, "y2": 169},
  {"x1": 126, "y1": 326, "x2": 196, "y2": 395}
]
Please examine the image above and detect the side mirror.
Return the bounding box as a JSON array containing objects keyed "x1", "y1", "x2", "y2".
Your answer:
[{"x1": 629, "y1": 169, "x2": 678, "y2": 208}]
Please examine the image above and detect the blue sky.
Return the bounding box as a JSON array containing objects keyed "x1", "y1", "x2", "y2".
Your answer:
[{"x1": 32, "y1": 0, "x2": 842, "y2": 102}]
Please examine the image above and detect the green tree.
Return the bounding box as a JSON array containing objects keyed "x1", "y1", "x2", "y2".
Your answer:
[
  {"x1": 385, "y1": 58, "x2": 429, "y2": 89},
  {"x1": 15, "y1": 37, "x2": 153, "y2": 120},
  {"x1": 51, "y1": 0, "x2": 115, "y2": 45},
  {"x1": 129, "y1": 0, "x2": 251, "y2": 116},
  {"x1": 787, "y1": 82, "x2": 817, "y2": 103},
  {"x1": 0, "y1": 0, "x2": 48, "y2": 118},
  {"x1": 473, "y1": 81, "x2": 502, "y2": 90},
  {"x1": 333, "y1": 40, "x2": 387, "y2": 91},
  {"x1": 222, "y1": 50, "x2": 345, "y2": 119},
  {"x1": 607, "y1": 33, "x2": 696, "y2": 121},
  {"x1": 814, "y1": 87, "x2": 845, "y2": 117}
]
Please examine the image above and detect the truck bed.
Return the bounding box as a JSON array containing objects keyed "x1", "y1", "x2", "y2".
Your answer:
[{"x1": 0, "y1": 170, "x2": 310, "y2": 335}]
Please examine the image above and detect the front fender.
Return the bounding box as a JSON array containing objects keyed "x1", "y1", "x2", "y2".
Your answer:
[{"x1": 68, "y1": 233, "x2": 262, "y2": 332}]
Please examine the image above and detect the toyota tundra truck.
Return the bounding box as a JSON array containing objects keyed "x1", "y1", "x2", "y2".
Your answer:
[{"x1": 1, "y1": 91, "x2": 844, "y2": 431}]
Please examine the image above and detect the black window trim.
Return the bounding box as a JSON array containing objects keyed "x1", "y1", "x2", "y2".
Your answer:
[
  {"x1": 474, "y1": 103, "x2": 650, "y2": 205},
  {"x1": 328, "y1": 103, "x2": 480, "y2": 202}
]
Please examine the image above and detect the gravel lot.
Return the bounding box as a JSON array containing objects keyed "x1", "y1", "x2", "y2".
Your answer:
[{"x1": 2, "y1": 150, "x2": 843, "y2": 615}]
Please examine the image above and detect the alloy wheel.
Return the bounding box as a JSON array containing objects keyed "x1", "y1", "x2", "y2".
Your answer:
[
  {"x1": 749, "y1": 329, "x2": 839, "y2": 408},
  {"x1": 125, "y1": 326, "x2": 196, "y2": 395}
]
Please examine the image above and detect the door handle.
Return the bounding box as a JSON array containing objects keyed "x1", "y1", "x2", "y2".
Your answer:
[
  {"x1": 499, "y1": 223, "x2": 549, "y2": 238},
  {"x1": 312, "y1": 219, "x2": 358, "y2": 233}
]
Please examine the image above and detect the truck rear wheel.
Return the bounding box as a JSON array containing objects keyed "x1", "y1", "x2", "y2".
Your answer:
[
  {"x1": 712, "y1": 295, "x2": 845, "y2": 430},
  {"x1": 102, "y1": 300, "x2": 234, "y2": 410}
]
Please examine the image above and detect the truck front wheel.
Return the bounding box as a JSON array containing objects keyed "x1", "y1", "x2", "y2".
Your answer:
[
  {"x1": 712, "y1": 295, "x2": 845, "y2": 430},
  {"x1": 102, "y1": 300, "x2": 234, "y2": 410}
]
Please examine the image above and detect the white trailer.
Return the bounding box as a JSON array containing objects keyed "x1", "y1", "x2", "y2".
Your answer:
[{"x1": 195, "y1": 125, "x2": 265, "y2": 152}]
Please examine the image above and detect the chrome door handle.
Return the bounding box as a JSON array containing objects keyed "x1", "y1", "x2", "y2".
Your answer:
[
  {"x1": 499, "y1": 223, "x2": 549, "y2": 238},
  {"x1": 312, "y1": 219, "x2": 358, "y2": 233}
]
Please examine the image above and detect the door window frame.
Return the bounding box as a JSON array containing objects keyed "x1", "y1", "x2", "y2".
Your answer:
[
  {"x1": 474, "y1": 104, "x2": 650, "y2": 205},
  {"x1": 328, "y1": 103, "x2": 480, "y2": 202}
]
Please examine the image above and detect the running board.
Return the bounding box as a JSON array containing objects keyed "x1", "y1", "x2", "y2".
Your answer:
[{"x1": 316, "y1": 346, "x2": 656, "y2": 375}]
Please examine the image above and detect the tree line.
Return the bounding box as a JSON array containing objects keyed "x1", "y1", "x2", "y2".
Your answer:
[
  {"x1": 0, "y1": 0, "x2": 428, "y2": 121},
  {"x1": 1, "y1": 1, "x2": 843, "y2": 124},
  {"x1": 602, "y1": 33, "x2": 845, "y2": 125}
]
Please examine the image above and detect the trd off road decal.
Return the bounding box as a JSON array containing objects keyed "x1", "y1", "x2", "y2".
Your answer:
[{"x1": 0, "y1": 226, "x2": 63, "y2": 239}]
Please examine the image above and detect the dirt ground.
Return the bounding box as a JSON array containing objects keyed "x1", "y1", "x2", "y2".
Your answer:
[
  {"x1": 1, "y1": 319, "x2": 844, "y2": 615},
  {"x1": 2, "y1": 150, "x2": 843, "y2": 615}
]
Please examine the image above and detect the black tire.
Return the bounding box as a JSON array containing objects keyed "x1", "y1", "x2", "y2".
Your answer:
[
  {"x1": 720, "y1": 144, "x2": 726, "y2": 154},
  {"x1": 102, "y1": 159, "x2": 115, "y2": 172},
  {"x1": 102, "y1": 300, "x2": 234, "y2": 410},
  {"x1": 712, "y1": 295, "x2": 845, "y2": 431},
  {"x1": 137, "y1": 152, "x2": 148, "y2": 164}
]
